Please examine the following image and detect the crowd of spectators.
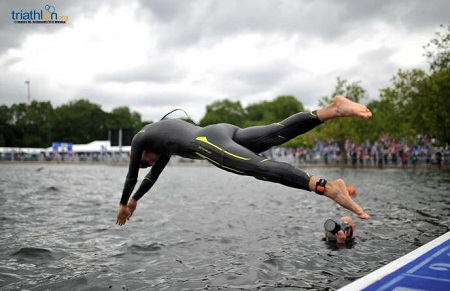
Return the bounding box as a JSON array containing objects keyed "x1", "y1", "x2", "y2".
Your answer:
[
  {"x1": 2, "y1": 134, "x2": 449, "y2": 169},
  {"x1": 268, "y1": 134, "x2": 449, "y2": 169}
]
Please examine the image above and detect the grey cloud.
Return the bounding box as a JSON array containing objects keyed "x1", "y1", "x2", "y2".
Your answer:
[
  {"x1": 97, "y1": 60, "x2": 186, "y2": 84},
  {"x1": 138, "y1": 0, "x2": 450, "y2": 50},
  {"x1": 275, "y1": 75, "x2": 336, "y2": 109},
  {"x1": 0, "y1": 71, "x2": 66, "y2": 106},
  {"x1": 338, "y1": 46, "x2": 407, "y2": 99},
  {"x1": 1, "y1": 1, "x2": 69, "y2": 53},
  {"x1": 215, "y1": 58, "x2": 297, "y2": 97},
  {"x1": 3, "y1": 0, "x2": 449, "y2": 56},
  {"x1": 0, "y1": 0, "x2": 123, "y2": 54},
  {"x1": 116, "y1": 91, "x2": 213, "y2": 122},
  {"x1": 0, "y1": 73, "x2": 28, "y2": 105},
  {"x1": 2, "y1": 0, "x2": 449, "y2": 122}
]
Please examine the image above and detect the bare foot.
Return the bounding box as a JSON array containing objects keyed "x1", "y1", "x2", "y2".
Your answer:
[
  {"x1": 334, "y1": 95, "x2": 372, "y2": 119},
  {"x1": 324, "y1": 179, "x2": 370, "y2": 219},
  {"x1": 317, "y1": 95, "x2": 372, "y2": 121}
]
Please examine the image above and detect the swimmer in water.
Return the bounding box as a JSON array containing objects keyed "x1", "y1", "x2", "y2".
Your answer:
[
  {"x1": 116, "y1": 96, "x2": 372, "y2": 226},
  {"x1": 323, "y1": 216, "x2": 356, "y2": 245}
]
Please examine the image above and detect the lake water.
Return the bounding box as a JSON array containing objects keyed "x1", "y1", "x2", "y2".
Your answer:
[{"x1": 0, "y1": 163, "x2": 449, "y2": 290}]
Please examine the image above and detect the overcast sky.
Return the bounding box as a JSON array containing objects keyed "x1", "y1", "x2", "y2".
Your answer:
[{"x1": 1, "y1": 0, "x2": 449, "y2": 122}]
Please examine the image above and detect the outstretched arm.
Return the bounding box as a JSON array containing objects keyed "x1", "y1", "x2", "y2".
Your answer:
[
  {"x1": 116, "y1": 154, "x2": 171, "y2": 226},
  {"x1": 132, "y1": 154, "x2": 171, "y2": 201},
  {"x1": 117, "y1": 137, "x2": 142, "y2": 225}
]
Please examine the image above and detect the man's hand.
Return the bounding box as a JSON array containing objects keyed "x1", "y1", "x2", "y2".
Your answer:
[{"x1": 116, "y1": 204, "x2": 131, "y2": 226}]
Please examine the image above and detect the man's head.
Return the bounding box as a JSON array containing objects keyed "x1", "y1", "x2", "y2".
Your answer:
[
  {"x1": 139, "y1": 150, "x2": 160, "y2": 168},
  {"x1": 324, "y1": 216, "x2": 356, "y2": 244}
]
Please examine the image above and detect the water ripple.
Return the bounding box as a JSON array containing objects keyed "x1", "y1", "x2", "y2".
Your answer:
[{"x1": 0, "y1": 164, "x2": 448, "y2": 290}]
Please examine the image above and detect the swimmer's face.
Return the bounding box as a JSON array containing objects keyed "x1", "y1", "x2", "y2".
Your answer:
[
  {"x1": 340, "y1": 216, "x2": 356, "y2": 229},
  {"x1": 140, "y1": 151, "x2": 160, "y2": 168}
]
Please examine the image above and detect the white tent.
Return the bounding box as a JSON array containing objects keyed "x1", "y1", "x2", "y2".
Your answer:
[{"x1": 44, "y1": 140, "x2": 131, "y2": 154}]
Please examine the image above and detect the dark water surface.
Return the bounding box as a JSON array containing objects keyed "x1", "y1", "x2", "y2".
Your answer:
[{"x1": 0, "y1": 164, "x2": 449, "y2": 291}]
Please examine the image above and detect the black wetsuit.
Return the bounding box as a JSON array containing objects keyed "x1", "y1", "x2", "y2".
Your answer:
[{"x1": 120, "y1": 111, "x2": 323, "y2": 205}]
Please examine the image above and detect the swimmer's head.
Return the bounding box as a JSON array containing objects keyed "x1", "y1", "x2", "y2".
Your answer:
[
  {"x1": 340, "y1": 216, "x2": 354, "y2": 226},
  {"x1": 140, "y1": 150, "x2": 160, "y2": 168},
  {"x1": 139, "y1": 160, "x2": 150, "y2": 168},
  {"x1": 323, "y1": 217, "x2": 355, "y2": 244}
]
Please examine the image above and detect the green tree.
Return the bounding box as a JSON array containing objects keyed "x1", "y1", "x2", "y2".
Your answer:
[
  {"x1": 52, "y1": 99, "x2": 108, "y2": 144},
  {"x1": 364, "y1": 98, "x2": 398, "y2": 141},
  {"x1": 416, "y1": 70, "x2": 450, "y2": 143},
  {"x1": 378, "y1": 69, "x2": 428, "y2": 141},
  {"x1": 199, "y1": 99, "x2": 246, "y2": 127},
  {"x1": 8, "y1": 103, "x2": 28, "y2": 147},
  {"x1": 424, "y1": 24, "x2": 450, "y2": 72},
  {"x1": 422, "y1": 24, "x2": 450, "y2": 143},
  {"x1": 270, "y1": 95, "x2": 304, "y2": 121},
  {"x1": 245, "y1": 101, "x2": 272, "y2": 126},
  {"x1": 378, "y1": 23, "x2": 450, "y2": 144},
  {"x1": 9, "y1": 101, "x2": 54, "y2": 147},
  {"x1": 107, "y1": 106, "x2": 144, "y2": 133},
  {"x1": 0, "y1": 105, "x2": 15, "y2": 147},
  {"x1": 266, "y1": 95, "x2": 307, "y2": 148},
  {"x1": 26, "y1": 101, "x2": 54, "y2": 147},
  {"x1": 245, "y1": 95, "x2": 304, "y2": 126},
  {"x1": 316, "y1": 78, "x2": 370, "y2": 165}
]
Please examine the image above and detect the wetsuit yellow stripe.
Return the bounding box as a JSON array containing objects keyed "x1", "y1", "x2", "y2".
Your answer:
[
  {"x1": 195, "y1": 152, "x2": 246, "y2": 174},
  {"x1": 259, "y1": 159, "x2": 271, "y2": 180},
  {"x1": 196, "y1": 136, "x2": 250, "y2": 161}
]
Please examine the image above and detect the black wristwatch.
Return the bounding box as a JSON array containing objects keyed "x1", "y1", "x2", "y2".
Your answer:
[{"x1": 315, "y1": 178, "x2": 327, "y2": 195}]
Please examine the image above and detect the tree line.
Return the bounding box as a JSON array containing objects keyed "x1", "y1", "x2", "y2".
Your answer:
[
  {"x1": 0, "y1": 25, "x2": 448, "y2": 149},
  {"x1": 0, "y1": 100, "x2": 145, "y2": 147}
]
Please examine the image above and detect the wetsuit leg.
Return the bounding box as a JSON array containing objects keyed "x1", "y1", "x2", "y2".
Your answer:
[
  {"x1": 233, "y1": 111, "x2": 322, "y2": 153},
  {"x1": 191, "y1": 123, "x2": 312, "y2": 190}
]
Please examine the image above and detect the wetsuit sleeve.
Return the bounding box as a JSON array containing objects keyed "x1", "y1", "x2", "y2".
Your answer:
[
  {"x1": 119, "y1": 139, "x2": 143, "y2": 205},
  {"x1": 132, "y1": 154, "x2": 171, "y2": 201}
]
